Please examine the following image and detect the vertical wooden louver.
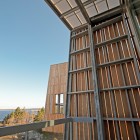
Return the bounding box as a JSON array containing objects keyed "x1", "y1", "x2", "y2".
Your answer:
[{"x1": 65, "y1": 12, "x2": 140, "y2": 140}]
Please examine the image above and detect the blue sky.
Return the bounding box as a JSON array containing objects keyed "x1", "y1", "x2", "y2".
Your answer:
[{"x1": 0, "y1": 0, "x2": 69, "y2": 109}]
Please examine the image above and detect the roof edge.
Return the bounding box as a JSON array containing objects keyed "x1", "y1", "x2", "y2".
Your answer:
[{"x1": 44, "y1": 0, "x2": 72, "y2": 30}]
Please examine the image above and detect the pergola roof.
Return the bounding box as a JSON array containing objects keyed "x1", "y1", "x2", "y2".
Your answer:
[{"x1": 45, "y1": 0, "x2": 121, "y2": 30}]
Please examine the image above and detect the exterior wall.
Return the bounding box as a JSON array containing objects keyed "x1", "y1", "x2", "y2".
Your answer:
[
  {"x1": 65, "y1": 11, "x2": 140, "y2": 140},
  {"x1": 44, "y1": 62, "x2": 68, "y2": 133}
]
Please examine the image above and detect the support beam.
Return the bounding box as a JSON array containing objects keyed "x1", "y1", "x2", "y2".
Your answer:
[
  {"x1": 75, "y1": 0, "x2": 91, "y2": 24},
  {"x1": 101, "y1": 85, "x2": 140, "y2": 92},
  {"x1": 71, "y1": 30, "x2": 88, "y2": 39},
  {"x1": 72, "y1": 23, "x2": 88, "y2": 32},
  {"x1": 69, "y1": 66, "x2": 92, "y2": 73},
  {"x1": 95, "y1": 35, "x2": 128, "y2": 48},
  {"x1": 1, "y1": 117, "x2": 139, "y2": 137},
  {"x1": 72, "y1": 117, "x2": 140, "y2": 122},
  {"x1": 70, "y1": 46, "x2": 90, "y2": 55},
  {"x1": 68, "y1": 90, "x2": 94, "y2": 95},
  {"x1": 125, "y1": 0, "x2": 140, "y2": 57},
  {"x1": 0, "y1": 118, "x2": 72, "y2": 137},
  {"x1": 60, "y1": 0, "x2": 93, "y2": 19},
  {"x1": 92, "y1": 15, "x2": 123, "y2": 31},
  {"x1": 97, "y1": 57, "x2": 133, "y2": 68},
  {"x1": 91, "y1": 6, "x2": 123, "y2": 25},
  {"x1": 72, "y1": 117, "x2": 96, "y2": 123},
  {"x1": 88, "y1": 25, "x2": 104, "y2": 140},
  {"x1": 64, "y1": 32, "x2": 73, "y2": 140}
]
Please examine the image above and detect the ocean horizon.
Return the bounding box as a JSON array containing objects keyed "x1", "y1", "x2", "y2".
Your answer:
[{"x1": 0, "y1": 108, "x2": 40, "y2": 121}]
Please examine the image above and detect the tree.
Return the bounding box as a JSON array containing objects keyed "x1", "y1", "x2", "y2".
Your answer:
[
  {"x1": 2, "y1": 107, "x2": 37, "y2": 125},
  {"x1": 34, "y1": 107, "x2": 45, "y2": 122},
  {"x1": 3, "y1": 114, "x2": 10, "y2": 125},
  {"x1": 8, "y1": 112, "x2": 15, "y2": 124},
  {"x1": 14, "y1": 107, "x2": 24, "y2": 123},
  {"x1": 3, "y1": 107, "x2": 25, "y2": 124},
  {"x1": 3, "y1": 112, "x2": 14, "y2": 125}
]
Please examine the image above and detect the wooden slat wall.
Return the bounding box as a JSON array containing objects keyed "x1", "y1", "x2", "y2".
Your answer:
[
  {"x1": 44, "y1": 62, "x2": 68, "y2": 133},
  {"x1": 67, "y1": 28, "x2": 97, "y2": 140},
  {"x1": 94, "y1": 14, "x2": 140, "y2": 139},
  {"x1": 66, "y1": 13, "x2": 140, "y2": 140}
]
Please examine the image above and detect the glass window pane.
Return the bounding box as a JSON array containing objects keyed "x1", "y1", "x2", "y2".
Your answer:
[
  {"x1": 56, "y1": 95, "x2": 58, "y2": 104},
  {"x1": 60, "y1": 94, "x2": 63, "y2": 104}
]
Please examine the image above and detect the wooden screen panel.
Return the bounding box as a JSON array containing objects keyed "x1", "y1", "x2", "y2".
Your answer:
[
  {"x1": 70, "y1": 33, "x2": 95, "y2": 116},
  {"x1": 128, "y1": 88, "x2": 140, "y2": 118},
  {"x1": 72, "y1": 122, "x2": 97, "y2": 140},
  {"x1": 68, "y1": 28, "x2": 97, "y2": 140},
  {"x1": 67, "y1": 14, "x2": 140, "y2": 139},
  {"x1": 93, "y1": 14, "x2": 140, "y2": 140}
]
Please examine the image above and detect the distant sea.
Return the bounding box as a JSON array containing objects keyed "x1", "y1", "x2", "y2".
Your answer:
[
  {"x1": 0, "y1": 110, "x2": 13, "y2": 121},
  {"x1": 0, "y1": 109, "x2": 39, "y2": 121}
]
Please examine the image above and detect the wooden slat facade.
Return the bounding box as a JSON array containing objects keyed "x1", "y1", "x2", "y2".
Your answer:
[
  {"x1": 65, "y1": 12, "x2": 140, "y2": 140},
  {"x1": 44, "y1": 62, "x2": 68, "y2": 133}
]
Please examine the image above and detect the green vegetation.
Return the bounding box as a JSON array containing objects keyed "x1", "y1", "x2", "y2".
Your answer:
[
  {"x1": 34, "y1": 107, "x2": 45, "y2": 122},
  {"x1": 3, "y1": 107, "x2": 45, "y2": 126},
  {"x1": 3, "y1": 107, "x2": 27, "y2": 125}
]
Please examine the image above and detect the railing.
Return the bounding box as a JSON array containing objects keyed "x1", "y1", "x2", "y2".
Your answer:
[
  {"x1": 1, "y1": 117, "x2": 140, "y2": 137},
  {"x1": 0, "y1": 118, "x2": 72, "y2": 137}
]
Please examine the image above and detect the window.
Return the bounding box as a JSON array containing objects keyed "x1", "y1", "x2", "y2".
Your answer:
[{"x1": 55, "y1": 94, "x2": 64, "y2": 114}]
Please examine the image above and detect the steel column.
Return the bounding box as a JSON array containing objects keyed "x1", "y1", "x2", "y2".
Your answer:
[
  {"x1": 88, "y1": 24, "x2": 105, "y2": 140},
  {"x1": 64, "y1": 32, "x2": 73, "y2": 140}
]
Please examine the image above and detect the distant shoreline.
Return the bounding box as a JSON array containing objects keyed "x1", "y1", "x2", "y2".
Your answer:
[
  {"x1": 0, "y1": 108, "x2": 40, "y2": 110},
  {"x1": 0, "y1": 108, "x2": 41, "y2": 122}
]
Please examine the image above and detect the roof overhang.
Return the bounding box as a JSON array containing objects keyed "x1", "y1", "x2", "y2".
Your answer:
[{"x1": 44, "y1": 0, "x2": 122, "y2": 30}]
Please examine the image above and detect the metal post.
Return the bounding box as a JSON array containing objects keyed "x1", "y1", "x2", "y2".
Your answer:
[
  {"x1": 83, "y1": 35, "x2": 93, "y2": 140},
  {"x1": 88, "y1": 24, "x2": 105, "y2": 140},
  {"x1": 25, "y1": 131, "x2": 28, "y2": 140},
  {"x1": 64, "y1": 32, "x2": 73, "y2": 140},
  {"x1": 74, "y1": 35, "x2": 78, "y2": 140},
  {"x1": 124, "y1": 0, "x2": 140, "y2": 58},
  {"x1": 70, "y1": 122, "x2": 73, "y2": 140},
  {"x1": 122, "y1": 14, "x2": 140, "y2": 82}
]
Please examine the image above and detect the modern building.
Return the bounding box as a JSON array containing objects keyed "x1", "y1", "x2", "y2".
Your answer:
[
  {"x1": 44, "y1": 0, "x2": 140, "y2": 140},
  {"x1": 1, "y1": 1, "x2": 140, "y2": 140},
  {"x1": 44, "y1": 62, "x2": 68, "y2": 133}
]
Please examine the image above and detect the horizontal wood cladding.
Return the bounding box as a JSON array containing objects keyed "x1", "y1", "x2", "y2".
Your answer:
[
  {"x1": 65, "y1": 13, "x2": 140, "y2": 140},
  {"x1": 44, "y1": 62, "x2": 68, "y2": 133}
]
